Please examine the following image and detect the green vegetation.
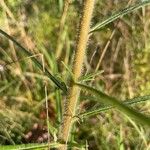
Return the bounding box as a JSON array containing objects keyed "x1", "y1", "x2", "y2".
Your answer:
[{"x1": 0, "y1": 0, "x2": 150, "y2": 149}]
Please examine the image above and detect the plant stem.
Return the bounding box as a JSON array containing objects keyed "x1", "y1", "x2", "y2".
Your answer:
[{"x1": 59, "y1": 0, "x2": 95, "y2": 147}]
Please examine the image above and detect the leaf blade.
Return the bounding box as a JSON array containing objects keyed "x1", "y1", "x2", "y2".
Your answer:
[
  {"x1": 90, "y1": 0, "x2": 150, "y2": 33},
  {"x1": 0, "y1": 29, "x2": 67, "y2": 94},
  {"x1": 79, "y1": 95, "x2": 150, "y2": 118},
  {"x1": 75, "y1": 83, "x2": 150, "y2": 126}
]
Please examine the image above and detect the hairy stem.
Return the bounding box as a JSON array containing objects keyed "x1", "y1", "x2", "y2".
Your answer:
[{"x1": 59, "y1": 0, "x2": 95, "y2": 147}]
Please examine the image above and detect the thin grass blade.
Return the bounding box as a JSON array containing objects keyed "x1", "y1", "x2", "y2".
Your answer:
[
  {"x1": 90, "y1": 0, "x2": 150, "y2": 33},
  {"x1": 79, "y1": 95, "x2": 150, "y2": 118},
  {"x1": 75, "y1": 83, "x2": 150, "y2": 126},
  {"x1": 0, "y1": 142, "x2": 85, "y2": 150},
  {"x1": 55, "y1": 89, "x2": 62, "y2": 124},
  {"x1": 0, "y1": 29, "x2": 67, "y2": 94},
  {"x1": 79, "y1": 70, "x2": 104, "y2": 82}
]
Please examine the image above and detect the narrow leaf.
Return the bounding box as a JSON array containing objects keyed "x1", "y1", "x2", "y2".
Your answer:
[
  {"x1": 79, "y1": 70, "x2": 104, "y2": 82},
  {"x1": 79, "y1": 95, "x2": 150, "y2": 118},
  {"x1": 75, "y1": 83, "x2": 150, "y2": 126},
  {"x1": 55, "y1": 89, "x2": 62, "y2": 124},
  {"x1": 0, "y1": 142, "x2": 85, "y2": 150},
  {"x1": 90, "y1": 0, "x2": 150, "y2": 33},
  {"x1": 0, "y1": 29, "x2": 67, "y2": 94}
]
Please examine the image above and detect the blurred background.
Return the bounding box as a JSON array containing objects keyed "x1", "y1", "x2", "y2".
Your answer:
[{"x1": 0, "y1": 0, "x2": 150, "y2": 149}]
